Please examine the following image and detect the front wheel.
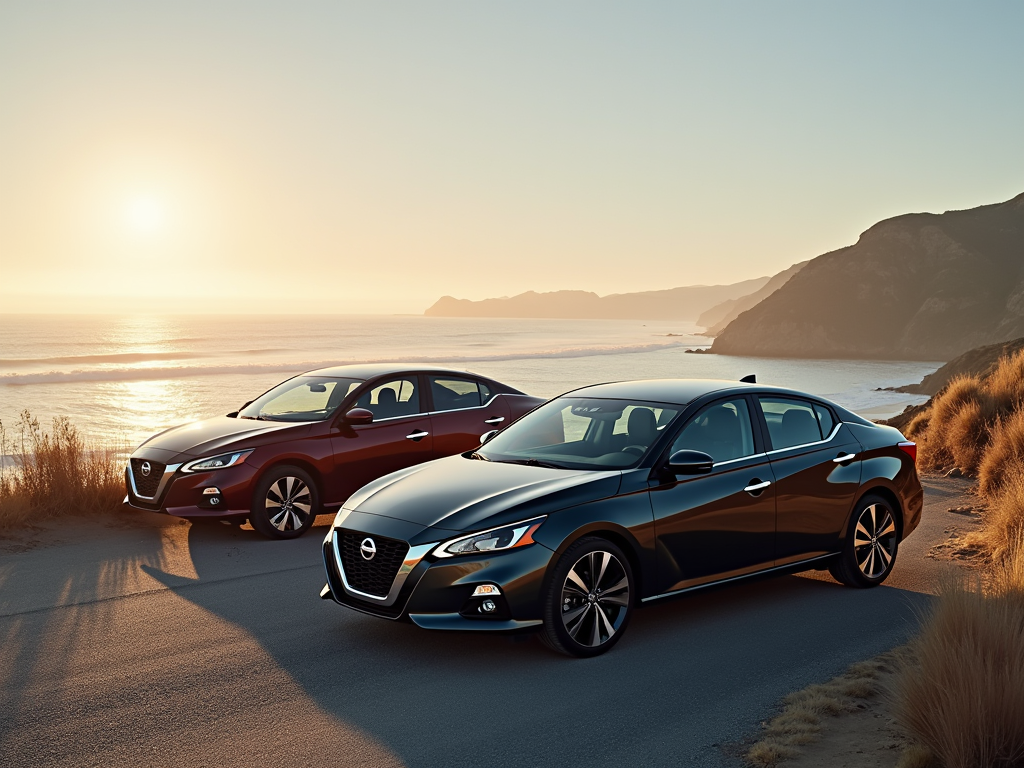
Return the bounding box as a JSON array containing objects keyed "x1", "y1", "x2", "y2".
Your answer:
[
  {"x1": 541, "y1": 537, "x2": 634, "y2": 657},
  {"x1": 250, "y1": 465, "x2": 319, "y2": 540},
  {"x1": 828, "y1": 495, "x2": 899, "y2": 588}
]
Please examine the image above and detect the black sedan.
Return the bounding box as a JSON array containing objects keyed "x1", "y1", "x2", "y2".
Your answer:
[{"x1": 320, "y1": 378, "x2": 922, "y2": 656}]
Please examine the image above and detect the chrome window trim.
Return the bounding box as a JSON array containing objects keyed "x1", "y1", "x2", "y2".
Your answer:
[
  {"x1": 641, "y1": 553, "x2": 836, "y2": 603},
  {"x1": 426, "y1": 392, "x2": 505, "y2": 415},
  {"x1": 712, "y1": 452, "x2": 768, "y2": 468},
  {"x1": 127, "y1": 462, "x2": 182, "y2": 501},
  {"x1": 764, "y1": 422, "x2": 843, "y2": 455},
  {"x1": 330, "y1": 523, "x2": 435, "y2": 606},
  {"x1": 352, "y1": 411, "x2": 430, "y2": 424}
]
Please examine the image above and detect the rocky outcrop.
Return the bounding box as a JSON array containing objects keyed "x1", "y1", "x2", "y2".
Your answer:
[
  {"x1": 424, "y1": 277, "x2": 769, "y2": 321},
  {"x1": 711, "y1": 192, "x2": 1024, "y2": 360},
  {"x1": 890, "y1": 336, "x2": 1024, "y2": 395},
  {"x1": 696, "y1": 260, "x2": 808, "y2": 336}
]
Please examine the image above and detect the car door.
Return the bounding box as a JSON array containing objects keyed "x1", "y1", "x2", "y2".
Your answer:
[
  {"x1": 426, "y1": 375, "x2": 511, "y2": 459},
  {"x1": 649, "y1": 395, "x2": 776, "y2": 593},
  {"x1": 756, "y1": 396, "x2": 863, "y2": 565},
  {"x1": 329, "y1": 376, "x2": 434, "y2": 502}
]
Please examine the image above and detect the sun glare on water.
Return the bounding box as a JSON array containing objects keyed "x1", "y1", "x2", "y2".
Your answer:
[{"x1": 124, "y1": 197, "x2": 165, "y2": 235}]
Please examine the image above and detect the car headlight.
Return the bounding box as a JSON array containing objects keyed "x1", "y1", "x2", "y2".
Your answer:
[
  {"x1": 180, "y1": 450, "x2": 254, "y2": 473},
  {"x1": 434, "y1": 517, "x2": 546, "y2": 558}
]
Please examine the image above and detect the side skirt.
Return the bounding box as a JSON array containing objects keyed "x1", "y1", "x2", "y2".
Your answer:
[{"x1": 640, "y1": 553, "x2": 838, "y2": 604}]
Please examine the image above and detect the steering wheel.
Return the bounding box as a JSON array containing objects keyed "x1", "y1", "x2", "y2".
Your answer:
[{"x1": 622, "y1": 445, "x2": 646, "y2": 456}]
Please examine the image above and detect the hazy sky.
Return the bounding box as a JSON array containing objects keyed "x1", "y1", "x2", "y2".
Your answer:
[{"x1": 2, "y1": 2, "x2": 1022, "y2": 314}]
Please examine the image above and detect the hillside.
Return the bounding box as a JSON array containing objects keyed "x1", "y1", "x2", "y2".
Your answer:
[
  {"x1": 891, "y1": 336, "x2": 1024, "y2": 396},
  {"x1": 696, "y1": 260, "x2": 808, "y2": 336},
  {"x1": 424, "y1": 277, "x2": 769, "y2": 321},
  {"x1": 711, "y1": 192, "x2": 1024, "y2": 360}
]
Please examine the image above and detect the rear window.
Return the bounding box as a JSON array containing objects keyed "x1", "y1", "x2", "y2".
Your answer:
[{"x1": 759, "y1": 397, "x2": 824, "y2": 450}]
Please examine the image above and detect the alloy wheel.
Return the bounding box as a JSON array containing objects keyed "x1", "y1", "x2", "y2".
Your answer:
[
  {"x1": 560, "y1": 550, "x2": 630, "y2": 648},
  {"x1": 265, "y1": 476, "x2": 313, "y2": 532},
  {"x1": 853, "y1": 503, "x2": 897, "y2": 579}
]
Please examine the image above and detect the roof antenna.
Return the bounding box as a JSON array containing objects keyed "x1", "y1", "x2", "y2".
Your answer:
[{"x1": 740, "y1": 374, "x2": 756, "y2": 383}]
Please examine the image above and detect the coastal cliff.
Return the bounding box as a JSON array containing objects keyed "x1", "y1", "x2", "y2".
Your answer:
[
  {"x1": 711, "y1": 192, "x2": 1024, "y2": 360},
  {"x1": 696, "y1": 260, "x2": 808, "y2": 336},
  {"x1": 424, "y1": 278, "x2": 769, "y2": 321}
]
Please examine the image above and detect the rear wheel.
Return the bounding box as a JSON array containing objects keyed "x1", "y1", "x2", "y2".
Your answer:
[
  {"x1": 250, "y1": 465, "x2": 319, "y2": 540},
  {"x1": 541, "y1": 537, "x2": 634, "y2": 657},
  {"x1": 829, "y1": 495, "x2": 899, "y2": 587}
]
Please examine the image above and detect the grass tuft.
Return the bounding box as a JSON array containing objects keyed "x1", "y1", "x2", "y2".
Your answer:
[
  {"x1": 0, "y1": 411, "x2": 125, "y2": 531},
  {"x1": 894, "y1": 543, "x2": 1024, "y2": 768}
]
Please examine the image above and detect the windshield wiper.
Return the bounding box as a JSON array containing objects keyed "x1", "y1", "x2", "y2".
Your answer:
[
  {"x1": 500, "y1": 458, "x2": 565, "y2": 470},
  {"x1": 468, "y1": 451, "x2": 490, "y2": 461}
]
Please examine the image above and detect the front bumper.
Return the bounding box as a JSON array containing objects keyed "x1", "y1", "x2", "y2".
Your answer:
[
  {"x1": 124, "y1": 459, "x2": 258, "y2": 520},
  {"x1": 320, "y1": 515, "x2": 553, "y2": 632}
]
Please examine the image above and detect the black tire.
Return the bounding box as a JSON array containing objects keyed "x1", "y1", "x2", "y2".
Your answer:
[
  {"x1": 828, "y1": 494, "x2": 900, "y2": 588},
  {"x1": 250, "y1": 465, "x2": 319, "y2": 540},
  {"x1": 540, "y1": 537, "x2": 634, "y2": 658}
]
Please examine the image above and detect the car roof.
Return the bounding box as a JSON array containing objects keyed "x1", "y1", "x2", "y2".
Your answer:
[
  {"x1": 562, "y1": 378, "x2": 850, "y2": 409},
  {"x1": 302, "y1": 363, "x2": 483, "y2": 380}
]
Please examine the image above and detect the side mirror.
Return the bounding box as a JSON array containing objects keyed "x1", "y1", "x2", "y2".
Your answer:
[
  {"x1": 667, "y1": 449, "x2": 714, "y2": 475},
  {"x1": 479, "y1": 429, "x2": 499, "y2": 445},
  {"x1": 343, "y1": 407, "x2": 374, "y2": 425}
]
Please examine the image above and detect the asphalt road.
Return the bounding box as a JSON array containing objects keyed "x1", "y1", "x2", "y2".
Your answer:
[{"x1": 0, "y1": 476, "x2": 975, "y2": 768}]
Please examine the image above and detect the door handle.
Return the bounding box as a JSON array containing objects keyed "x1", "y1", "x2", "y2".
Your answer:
[
  {"x1": 743, "y1": 479, "x2": 771, "y2": 493},
  {"x1": 833, "y1": 453, "x2": 857, "y2": 464},
  {"x1": 483, "y1": 416, "x2": 505, "y2": 425},
  {"x1": 406, "y1": 430, "x2": 429, "y2": 441}
]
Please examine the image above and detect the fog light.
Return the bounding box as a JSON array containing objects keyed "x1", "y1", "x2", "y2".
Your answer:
[
  {"x1": 471, "y1": 584, "x2": 502, "y2": 597},
  {"x1": 481, "y1": 599, "x2": 497, "y2": 613},
  {"x1": 202, "y1": 487, "x2": 223, "y2": 507}
]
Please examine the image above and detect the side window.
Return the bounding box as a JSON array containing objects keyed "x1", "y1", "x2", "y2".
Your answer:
[
  {"x1": 671, "y1": 398, "x2": 755, "y2": 463},
  {"x1": 355, "y1": 378, "x2": 420, "y2": 420},
  {"x1": 814, "y1": 404, "x2": 835, "y2": 439},
  {"x1": 759, "y1": 397, "x2": 822, "y2": 450},
  {"x1": 429, "y1": 376, "x2": 484, "y2": 411},
  {"x1": 479, "y1": 382, "x2": 493, "y2": 403}
]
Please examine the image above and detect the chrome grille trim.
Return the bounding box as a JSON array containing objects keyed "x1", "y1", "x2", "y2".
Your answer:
[
  {"x1": 127, "y1": 461, "x2": 182, "y2": 502},
  {"x1": 329, "y1": 515, "x2": 434, "y2": 606}
]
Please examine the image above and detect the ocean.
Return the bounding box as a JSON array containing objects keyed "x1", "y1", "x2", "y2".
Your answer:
[{"x1": 0, "y1": 314, "x2": 938, "y2": 449}]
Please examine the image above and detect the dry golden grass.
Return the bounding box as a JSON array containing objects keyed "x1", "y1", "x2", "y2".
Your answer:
[
  {"x1": 968, "y1": 473, "x2": 1024, "y2": 563},
  {"x1": 919, "y1": 374, "x2": 989, "y2": 472},
  {"x1": 0, "y1": 411, "x2": 125, "y2": 531},
  {"x1": 984, "y1": 349, "x2": 1024, "y2": 409},
  {"x1": 894, "y1": 544, "x2": 1024, "y2": 768},
  {"x1": 979, "y1": 408, "x2": 1024, "y2": 496},
  {"x1": 744, "y1": 654, "x2": 892, "y2": 766}
]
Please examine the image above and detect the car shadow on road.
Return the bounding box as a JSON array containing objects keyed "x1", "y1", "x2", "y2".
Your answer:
[{"x1": 139, "y1": 521, "x2": 932, "y2": 768}]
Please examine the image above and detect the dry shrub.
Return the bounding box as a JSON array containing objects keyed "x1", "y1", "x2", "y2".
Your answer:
[
  {"x1": 985, "y1": 351, "x2": 1024, "y2": 410},
  {"x1": 0, "y1": 411, "x2": 125, "y2": 531},
  {"x1": 945, "y1": 399, "x2": 996, "y2": 475},
  {"x1": 895, "y1": 546, "x2": 1024, "y2": 768},
  {"x1": 905, "y1": 410, "x2": 932, "y2": 438},
  {"x1": 979, "y1": 409, "x2": 1024, "y2": 496},
  {"x1": 919, "y1": 375, "x2": 987, "y2": 471},
  {"x1": 974, "y1": 474, "x2": 1024, "y2": 563}
]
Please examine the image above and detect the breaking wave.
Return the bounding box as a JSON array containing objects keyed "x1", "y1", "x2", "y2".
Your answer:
[{"x1": 0, "y1": 341, "x2": 697, "y2": 385}]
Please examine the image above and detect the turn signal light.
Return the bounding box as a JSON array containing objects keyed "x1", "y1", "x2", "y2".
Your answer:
[
  {"x1": 471, "y1": 584, "x2": 502, "y2": 597},
  {"x1": 898, "y1": 441, "x2": 917, "y2": 463}
]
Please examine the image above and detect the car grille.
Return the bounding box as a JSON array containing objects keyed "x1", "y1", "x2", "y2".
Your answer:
[
  {"x1": 338, "y1": 530, "x2": 409, "y2": 598},
  {"x1": 130, "y1": 458, "x2": 165, "y2": 498}
]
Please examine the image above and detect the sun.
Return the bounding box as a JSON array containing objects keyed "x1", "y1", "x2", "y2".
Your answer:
[{"x1": 125, "y1": 197, "x2": 165, "y2": 234}]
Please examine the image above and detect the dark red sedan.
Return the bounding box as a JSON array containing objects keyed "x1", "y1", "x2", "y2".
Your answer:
[{"x1": 124, "y1": 364, "x2": 544, "y2": 538}]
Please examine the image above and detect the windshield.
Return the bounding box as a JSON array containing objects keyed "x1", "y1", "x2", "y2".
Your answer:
[
  {"x1": 477, "y1": 397, "x2": 681, "y2": 470},
  {"x1": 238, "y1": 376, "x2": 363, "y2": 422}
]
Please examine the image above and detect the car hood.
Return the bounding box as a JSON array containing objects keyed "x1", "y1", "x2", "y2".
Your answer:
[
  {"x1": 344, "y1": 454, "x2": 622, "y2": 532},
  {"x1": 134, "y1": 416, "x2": 311, "y2": 459}
]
